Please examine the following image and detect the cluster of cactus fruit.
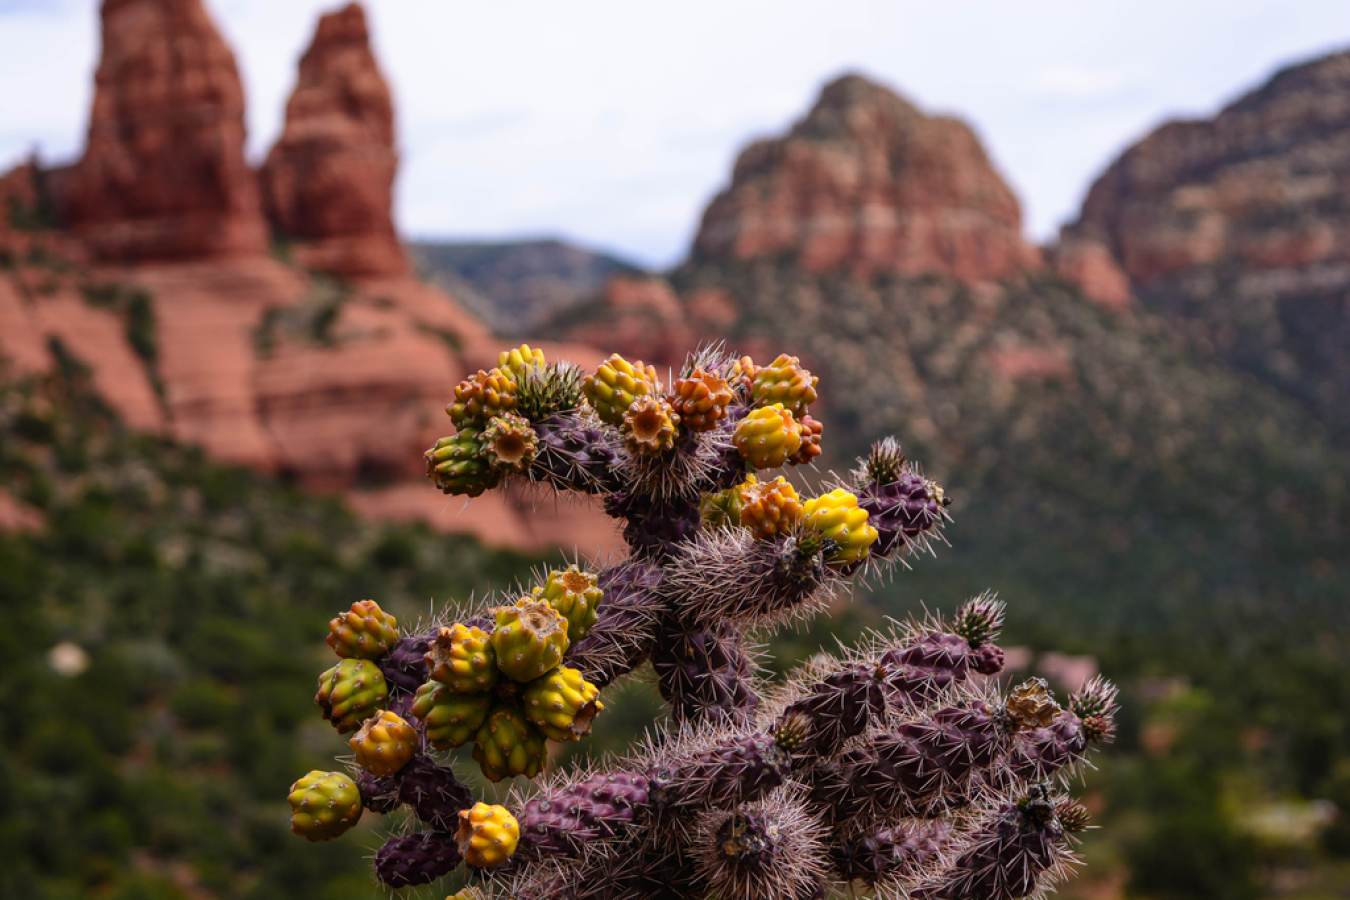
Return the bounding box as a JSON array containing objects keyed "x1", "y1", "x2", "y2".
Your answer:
[{"x1": 288, "y1": 343, "x2": 1118, "y2": 898}]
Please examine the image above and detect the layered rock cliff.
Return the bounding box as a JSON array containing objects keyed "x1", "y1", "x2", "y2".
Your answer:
[
  {"x1": 61, "y1": 0, "x2": 268, "y2": 261},
  {"x1": 261, "y1": 2, "x2": 408, "y2": 277},
  {"x1": 1067, "y1": 50, "x2": 1350, "y2": 431},
  {"x1": 691, "y1": 73, "x2": 1042, "y2": 283}
]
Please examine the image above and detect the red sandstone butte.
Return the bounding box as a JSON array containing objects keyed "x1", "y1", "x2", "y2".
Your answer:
[
  {"x1": 692, "y1": 73, "x2": 1041, "y2": 283},
  {"x1": 261, "y1": 2, "x2": 409, "y2": 278},
  {"x1": 62, "y1": 0, "x2": 268, "y2": 262}
]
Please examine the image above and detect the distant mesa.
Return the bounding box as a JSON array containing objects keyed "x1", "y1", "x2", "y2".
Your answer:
[
  {"x1": 691, "y1": 73, "x2": 1043, "y2": 284},
  {"x1": 1068, "y1": 50, "x2": 1350, "y2": 284},
  {"x1": 261, "y1": 2, "x2": 409, "y2": 278},
  {"x1": 62, "y1": 0, "x2": 268, "y2": 262}
]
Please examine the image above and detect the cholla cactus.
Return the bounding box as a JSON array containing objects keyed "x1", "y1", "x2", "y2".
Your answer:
[{"x1": 288, "y1": 343, "x2": 1116, "y2": 898}]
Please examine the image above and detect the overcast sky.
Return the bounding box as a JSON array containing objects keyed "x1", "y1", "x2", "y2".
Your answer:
[{"x1": 1, "y1": 1, "x2": 1347, "y2": 267}]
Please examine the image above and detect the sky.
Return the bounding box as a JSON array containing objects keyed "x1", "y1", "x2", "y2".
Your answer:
[{"x1": 1, "y1": 1, "x2": 1348, "y2": 268}]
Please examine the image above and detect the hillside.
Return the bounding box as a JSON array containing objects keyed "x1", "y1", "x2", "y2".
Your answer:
[
  {"x1": 548, "y1": 68, "x2": 1350, "y2": 897},
  {"x1": 411, "y1": 238, "x2": 644, "y2": 335},
  {"x1": 0, "y1": 366, "x2": 541, "y2": 898},
  {"x1": 1067, "y1": 49, "x2": 1350, "y2": 439}
]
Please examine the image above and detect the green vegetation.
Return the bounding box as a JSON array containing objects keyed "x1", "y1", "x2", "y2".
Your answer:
[
  {"x1": 0, "y1": 370, "x2": 541, "y2": 899},
  {"x1": 253, "y1": 276, "x2": 351, "y2": 357}
]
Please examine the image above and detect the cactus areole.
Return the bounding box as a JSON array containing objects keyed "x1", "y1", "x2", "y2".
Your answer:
[{"x1": 289, "y1": 343, "x2": 1117, "y2": 898}]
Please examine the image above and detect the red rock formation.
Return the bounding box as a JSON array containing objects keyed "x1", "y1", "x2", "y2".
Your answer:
[
  {"x1": 1048, "y1": 236, "x2": 1131, "y2": 310},
  {"x1": 692, "y1": 73, "x2": 1041, "y2": 283},
  {"x1": 261, "y1": 2, "x2": 408, "y2": 278},
  {"x1": 1069, "y1": 51, "x2": 1350, "y2": 283},
  {"x1": 559, "y1": 276, "x2": 693, "y2": 368},
  {"x1": 62, "y1": 0, "x2": 268, "y2": 262}
]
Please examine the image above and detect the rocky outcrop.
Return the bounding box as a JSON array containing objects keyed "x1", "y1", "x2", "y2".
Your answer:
[
  {"x1": 1047, "y1": 236, "x2": 1131, "y2": 310},
  {"x1": 691, "y1": 73, "x2": 1041, "y2": 283},
  {"x1": 261, "y1": 2, "x2": 407, "y2": 278},
  {"x1": 1070, "y1": 51, "x2": 1350, "y2": 283},
  {"x1": 1067, "y1": 50, "x2": 1350, "y2": 433},
  {"x1": 62, "y1": 0, "x2": 268, "y2": 262}
]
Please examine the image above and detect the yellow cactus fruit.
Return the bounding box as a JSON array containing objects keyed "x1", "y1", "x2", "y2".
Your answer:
[
  {"x1": 732, "y1": 403, "x2": 803, "y2": 470},
  {"x1": 349, "y1": 709, "x2": 418, "y2": 776},
  {"x1": 730, "y1": 355, "x2": 758, "y2": 395},
  {"x1": 791, "y1": 413, "x2": 824, "y2": 466},
  {"x1": 481, "y1": 412, "x2": 538, "y2": 472},
  {"x1": 472, "y1": 706, "x2": 547, "y2": 782},
  {"x1": 410, "y1": 680, "x2": 492, "y2": 749},
  {"x1": 532, "y1": 564, "x2": 604, "y2": 642},
  {"x1": 456, "y1": 802, "x2": 520, "y2": 869},
  {"x1": 736, "y1": 475, "x2": 804, "y2": 540},
  {"x1": 492, "y1": 598, "x2": 570, "y2": 683},
  {"x1": 582, "y1": 353, "x2": 660, "y2": 426},
  {"x1": 447, "y1": 367, "x2": 518, "y2": 430},
  {"x1": 497, "y1": 343, "x2": 546, "y2": 381},
  {"x1": 288, "y1": 770, "x2": 362, "y2": 841},
  {"x1": 315, "y1": 658, "x2": 387, "y2": 733},
  {"x1": 751, "y1": 353, "x2": 819, "y2": 417},
  {"x1": 326, "y1": 598, "x2": 399, "y2": 660},
  {"x1": 621, "y1": 395, "x2": 680, "y2": 456},
  {"x1": 522, "y1": 665, "x2": 604, "y2": 742},
  {"x1": 425, "y1": 623, "x2": 498, "y2": 694},
  {"x1": 802, "y1": 488, "x2": 879, "y2": 566},
  {"x1": 671, "y1": 368, "x2": 734, "y2": 432}
]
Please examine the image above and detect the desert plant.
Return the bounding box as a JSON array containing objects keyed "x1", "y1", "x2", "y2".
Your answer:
[{"x1": 287, "y1": 343, "x2": 1117, "y2": 898}]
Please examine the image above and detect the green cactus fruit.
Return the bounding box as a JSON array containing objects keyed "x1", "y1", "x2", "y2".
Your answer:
[
  {"x1": 582, "y1": 353, "x2": 660, "y2": 426},
  {"x1": 521, "y1": 666, "x2": 604, "y2": 742},
  {"x1": 315, "y1": 659, "x2": 388, "y2": 733},
  {"x1": 751, "y1": 353, "x2": 819, "y2": 417},
  {"x1": 425, "y1": 623, "x2": 499, "y2": 694},
  {"x1": 532, "y1": 565, "x2": 604, "y2": 642},
  {"x1": 326, "y1": 598, "x2": 399, "y2": 660},
  {"x1": 472, "y1": 706, "x2": 547, "y2": 782},
  {"x1": 425, "y1": 428, "x2": 499, "y2": 498},
  {"x1": 410, "y1": 680, "x2": 492, "y2": 749},
  {"x1": 700, "y1": 485, "x2": 744, "y2": 529},
  {"x1": 491, "y1": 598, "x2": 570, "y2": 683},
  {"x1": 288, "y1": 770, "x2": 362, "y2": 841},
  {"x1": 481, "y1": 412, "x2": 538, "y2": 472}
]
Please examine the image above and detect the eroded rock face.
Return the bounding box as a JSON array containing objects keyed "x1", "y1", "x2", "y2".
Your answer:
[
  {"x1": 1067, "y1": 50, "x2": 1350, "y2": 432},
  {"x1": 261, "y1": 2, "x2": 408, "y2": 278},
  {"x1": 1070, "y1": 51, "x2": 1350, "y2": 283},
  {"x1": 62, "y1": 0, "x2": 268, "y2": 262},
  {"x1": 692, "y1": 73, "x2": 1041, "y2": 283}
]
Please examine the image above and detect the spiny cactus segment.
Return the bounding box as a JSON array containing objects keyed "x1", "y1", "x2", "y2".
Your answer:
[{"x1": 288, "y1": 343, "x2": 1114, "y2": 898}]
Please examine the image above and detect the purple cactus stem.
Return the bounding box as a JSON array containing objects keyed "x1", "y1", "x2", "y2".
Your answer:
[
  {"x1": 374, "y1": 830, "x2": 462, "y2": 888},
  {"x1": 832, "y1": 820, "x2": 951, "y2": 886},
  {"x1": 565, "y1": 560, "x2": 665, "y2": 687},
  {"x1": 816, "y1": 700, "x2": 1010, "y2": 820},
  {"x1": 858, "y1": 472, "x2": 944, "y2": 558},
  {"x1": 356, "y1": 770, "x2": 400, "y2": 815},
  {"x1": 915, "y1": 787, "x2": 1072, "y2": 900},
  {"x1": 397, "y1": 755, "x2": 473, "y2": 831},
  {"x1": 518, "y1": 770, "x2": 651, "y2": 859},
  {"x1": 377, "y1": 629, "x2": 434, "y2": 696},
  {"x1": 778, "y1": 663, "x2": 887, "y2": 757},
  {"x1": 651, "y1": 619, "x2": 759, "y2": 723},
  {"x1": 531, "y1": 411, "x2": 622, "y2": 494}
]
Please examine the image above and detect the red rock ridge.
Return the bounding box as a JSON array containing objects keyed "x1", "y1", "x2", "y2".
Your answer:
[
  {"x1": 691, "y1": 73, "x2": 1042, "y2": 283},
  {"x1": 261, "y1": 2, "x2": 409, "y2": 278},
  {"x1": 61, "y1": 0, "x2": 268, "y2": 262},
  {"x1": 1067, "y1": 51, "x2": 1350, "y2": 284}
]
